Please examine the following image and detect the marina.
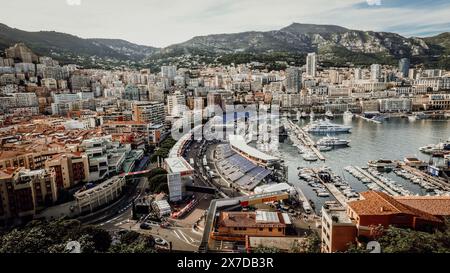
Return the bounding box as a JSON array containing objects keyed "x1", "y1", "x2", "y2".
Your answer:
[
  {"x1": 298, "y1": 166, "x2": 359, "y2": 207},
  {"x1": 279, "y1": 117, "x2": 450, "y2": 214},
  {"x1": 398, "y1": 164, "x2": 450, "y2": 191},
  {"x1": 345, "y1": 166, "x2": 399, "y2": 196}
]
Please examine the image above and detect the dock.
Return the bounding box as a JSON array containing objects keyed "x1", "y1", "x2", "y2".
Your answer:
[
  {"x1": 311, "y1": 168, "x2": 348, "y2": 207},
  {"x1": 399, "y1": 164, "x2": 450, "y2": 191},
  {"x1": 354, "y1": 166, "x2": 399, "y2": 196},
  {"x1": 293, "y1": 185, "x2": 316, "y2": 215},
  {"x1": 286, "y1": 119, "x2": 326, "y2": 161}
]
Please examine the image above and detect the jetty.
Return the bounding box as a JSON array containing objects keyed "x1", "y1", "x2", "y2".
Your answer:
[
  {"x1": 285, "y1": 119, "x2": 326, "y2": 161},
  {"x1": 293, "y1": 185, "x2": 315, "y2": 215},
  {"x1": 354, "y1": 166, "x2": 399, "y2": 196},
  {"x1": 399, "y1": 164, "x2": 450, "y2": 191}
]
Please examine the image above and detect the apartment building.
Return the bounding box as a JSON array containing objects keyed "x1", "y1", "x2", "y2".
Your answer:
[
  {"x1": 44, "y1": 152, "x2": 89, "y2": 189},
  {"x1": 0, "y1": 168, "x2": 58, "y2": 222},
  {"x1": 132, "y1": 101, "x2": 165, "y2": 125}
]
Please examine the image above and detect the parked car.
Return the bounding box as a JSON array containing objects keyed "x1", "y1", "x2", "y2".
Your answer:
[
  {"x1": 154, "y1": 237, "x2": 168, "y2": 246},
  {"x1": 140, "y1": 223, "x2": 151, "y2": 230}
]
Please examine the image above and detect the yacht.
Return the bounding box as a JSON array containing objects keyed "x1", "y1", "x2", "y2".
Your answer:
[
  {"x1": 301, "y1": 111, "x2": 308, "y2": 118},
  {"x1": 407, "y1": 115, "x2": 417, "y2": 122},
  {"x1": 303, "y1": 120, "x2": 352, "y2": 134},
  {"x1": 317, "y1": 192, "x2": 330, "y2": 198},
  {"x1": 419, "y1": 139, "x2": 450, "y2": 154},
  {"x1": 303, "y1": 153, "x2": 318, "y2": 161},
  {"x1": 317, "y1": 145, "x2": 332, "y2": 152},
  {"x1": 325, "y1": 110, "x2": 334, "y2": 119},
  {"x1": 416, "y1": 112, "x2": 430, "y2": 120},
  {"x1": 316, "y1": 136, "x2": 350, "y2": 147},
  {"x1": 343, "y1": 110, "x2": 354, "y2": 120},
  {"x1": 367, "y1": 159, "x2": 397, "y2": 170}
]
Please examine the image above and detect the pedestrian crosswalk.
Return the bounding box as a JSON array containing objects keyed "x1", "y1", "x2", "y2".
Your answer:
[{"x1": 172, "y1": 229, "x2": 200, "y2": 246}]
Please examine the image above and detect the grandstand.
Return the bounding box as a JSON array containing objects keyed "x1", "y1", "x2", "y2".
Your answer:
[{"x1": 215, "y1": 144, "x2": 272, "y2": 191}]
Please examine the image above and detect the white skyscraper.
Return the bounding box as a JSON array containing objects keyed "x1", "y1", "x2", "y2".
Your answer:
[
  {"x1": 370, "y1": 64, "x2": 381, "y2": 81},
  {"x1": 306, "y1": 53, "x2": 317, "y2": 77},
  {"x1": 354, "y1": 68, "x2": 362, "y2": 80},
  {"x1": 167, "y1": 92, "x2": 186, "y2": 116}
]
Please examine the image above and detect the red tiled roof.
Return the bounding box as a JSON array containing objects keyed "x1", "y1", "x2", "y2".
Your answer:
[
  {"x1": 395, "y1": 196, "x2": 450, "y2": 216},
  {"x1": 348, "y1": 191, "x2": 442, "y2": 223}
]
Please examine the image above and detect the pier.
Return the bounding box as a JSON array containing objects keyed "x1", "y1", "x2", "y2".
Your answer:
[
  {"x1": 312, "y1": 169, "x2": 347, "y2": 207},
  {"x1": 293, "y1": 185, "x2": 316, "y2": 215},
  {"x1": 354, "y1": 166, "x2": 399, "y2": 196},
  {"x1": 285, "y1": 119, "x2": 326, "y2": 161},
  {"x1": 399, "y1": 164, "x2": 450, "y2": 191}
]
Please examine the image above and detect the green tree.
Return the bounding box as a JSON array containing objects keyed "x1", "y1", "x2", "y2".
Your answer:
[{"x1": 253, "y1": 245, "x2": 281, "y2": 253}]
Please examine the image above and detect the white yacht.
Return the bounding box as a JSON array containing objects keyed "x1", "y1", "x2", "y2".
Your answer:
[
  {"x1": 317, "y1": 145, "x2": 332, "y2": 152},
  {"x1": 325, "y1": 110, "x2": 334, "y2": 119},
  {"x1": 303, "y1": 153, "x2": 318, "y2": 161},
  {"x1": 343, "y1": 110, "x2": 353, "y2": 120},
  {"x1": 303, "y1": 120, "x2": 352, "y2": 134},
  {"x1": 316, "y1": 136, "x2": 350, "y2": 147},
  {"x1": 408, "y1": 115, "x2": 417, "y2": 122}
]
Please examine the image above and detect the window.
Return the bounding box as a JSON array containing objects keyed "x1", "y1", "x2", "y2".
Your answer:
[
  {"x1": 269, "y1": 228, "x2": 273, "y2": 232},
  {"x1": 259, "y1": 228, "x2": 263, "y2": 231},
  {"x1": 278, "y1": 228, "x2": 282, "y2": 232}
]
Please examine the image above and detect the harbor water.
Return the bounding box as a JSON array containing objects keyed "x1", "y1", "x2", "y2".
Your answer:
[{"x1": 278, "y1": 117, "x2": 450, "y2": 213}]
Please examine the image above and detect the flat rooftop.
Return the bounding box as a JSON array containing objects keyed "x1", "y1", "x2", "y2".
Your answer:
[
  {"x1": 165, "y1": 157, "x2": 193, "y2": 174},
  {"x1": 229, "y1": 135, "x2": 278, "y2": 162}
]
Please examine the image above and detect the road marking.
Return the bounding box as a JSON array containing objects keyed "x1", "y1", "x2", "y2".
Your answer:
[{"x1": 173, "y1": 230, "x2": 182, "y2": 240}]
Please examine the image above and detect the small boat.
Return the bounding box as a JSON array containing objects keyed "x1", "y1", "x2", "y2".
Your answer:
[
  {"x1": 408, "y1": 115, "x2": 417, "y2": 122},
  {"x1": 325, "y1": 110, "x2": 334, "y2": 119},
  {"x1": 317, "y1": 145, "x2": 332, "y2": 152}
]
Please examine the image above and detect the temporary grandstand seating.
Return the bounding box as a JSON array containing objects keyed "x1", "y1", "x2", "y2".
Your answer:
[{"x1": 215, "y1": 144, "x2": 272, "y2": 190}]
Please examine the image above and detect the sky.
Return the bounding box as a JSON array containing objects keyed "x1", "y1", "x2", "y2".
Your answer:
[{"x1": 1, "y1": 0, "x2": 450, "y2": 47}]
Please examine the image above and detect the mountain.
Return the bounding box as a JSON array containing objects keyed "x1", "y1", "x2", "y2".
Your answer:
[
  {"x1": 0, "y1": 22, "x2": 449, "y2": 69},
  {"x1": 0, "y1": 23, "x2": 158, "y2": 64},
  {"x1": 156, "y1": 23, "x2": 441, "y2": 67},
  {"x1": 88, "y1": 38, "x2": 158, "y2": 59}
]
